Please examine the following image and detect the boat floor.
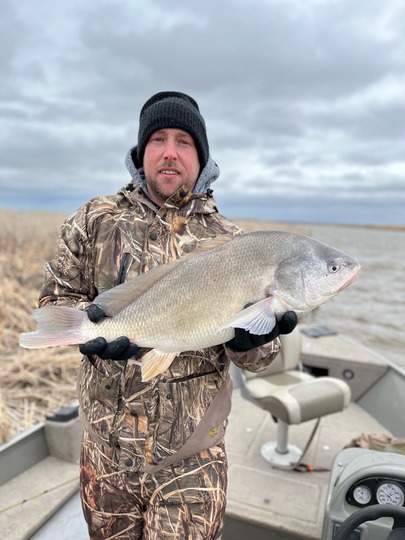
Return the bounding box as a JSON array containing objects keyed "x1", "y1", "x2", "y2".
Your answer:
[
  {"x1": 23, "y1": 380, "x2": 391, "y2": 540},
  {"x1": 224, "y1": 386, "x2": 391, "y2": 540}
]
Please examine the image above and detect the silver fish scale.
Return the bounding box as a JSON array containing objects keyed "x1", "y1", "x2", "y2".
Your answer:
[{"x1": 81, "y1": 231, "x2": 359, "y2": 353}]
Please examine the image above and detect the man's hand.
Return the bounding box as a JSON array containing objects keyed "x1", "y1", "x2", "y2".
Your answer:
[
  {"x1": 226, "y1": 311, "x2": 298, "y2": 352},
  {"x1": 79, "y1": 304, "x2": 141, "y2": 361},
  {"x1": 79, "y1": 336, "x2": 141, "y2": 360},
  {"x1": 87, "y1": 304, "x2": 106, "y2": 323}
]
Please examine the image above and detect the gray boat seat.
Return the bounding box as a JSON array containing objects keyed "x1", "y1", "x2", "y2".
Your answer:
[{"x1": 243, "y1": 330, "x2": 351, "y2": 469}]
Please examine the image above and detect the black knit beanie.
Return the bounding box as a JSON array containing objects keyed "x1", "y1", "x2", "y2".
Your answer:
[{"x1": 136, "y1": 91, "x2": 209, "y2": 169}]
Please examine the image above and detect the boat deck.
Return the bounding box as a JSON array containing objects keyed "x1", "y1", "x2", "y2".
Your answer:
[
  {"x1": 224, "y1": 383, "x2": 391, "y2": 540},
  {"x1": 22, "y1": 375, "x2": 391, "y2": 540}
]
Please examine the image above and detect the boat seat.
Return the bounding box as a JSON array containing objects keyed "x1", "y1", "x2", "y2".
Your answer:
[{"x1": 243, "y1": 329, "x2": 351, "y2": 469}]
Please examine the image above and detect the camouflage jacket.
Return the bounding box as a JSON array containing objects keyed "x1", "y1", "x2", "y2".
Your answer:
[{"x1": 39, "y1": 182, "x2": 280, "y2": 472}]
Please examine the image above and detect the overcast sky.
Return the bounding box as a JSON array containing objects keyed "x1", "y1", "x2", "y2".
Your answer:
[{"x1": 1, "y1": 0, "x2": 404, "y2": 225}]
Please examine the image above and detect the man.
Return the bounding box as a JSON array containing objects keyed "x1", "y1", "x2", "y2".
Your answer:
[{"x1": 39, "y1": 91, "x2": 297, "y2": 539}]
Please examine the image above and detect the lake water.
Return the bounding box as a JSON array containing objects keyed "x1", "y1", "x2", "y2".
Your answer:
[{"x1": 301, "y1": 224, "x2": 405, "y2": 370}]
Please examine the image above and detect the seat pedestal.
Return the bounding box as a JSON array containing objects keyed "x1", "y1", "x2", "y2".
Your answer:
[{"x1": 260, "y1": 419, "x2": 302, "y2": 469}]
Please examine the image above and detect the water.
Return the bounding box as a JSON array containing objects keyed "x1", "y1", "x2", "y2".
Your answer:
[{"x1": 303, "y1": 224, "x2": 405, "y2": 370}]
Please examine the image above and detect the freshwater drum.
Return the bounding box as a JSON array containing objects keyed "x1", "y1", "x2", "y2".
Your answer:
[{"x1": 20, "y1": 231, "x2": 361, "y2": 380}]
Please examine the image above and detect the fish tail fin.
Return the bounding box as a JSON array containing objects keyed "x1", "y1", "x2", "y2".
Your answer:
[
  {"x1": 141, "y1": 350, "x2": 178, "y2": 381},
  {"x1": 19, "y1": 306, "x2": 87, "y2": 349}
]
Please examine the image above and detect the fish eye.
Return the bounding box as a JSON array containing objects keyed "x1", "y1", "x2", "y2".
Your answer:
[{"x1": 328, "y1": 261, "x2": 341, "y2": 273}]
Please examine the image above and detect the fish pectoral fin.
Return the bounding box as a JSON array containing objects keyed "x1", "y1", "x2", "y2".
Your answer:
[
  {"x1": 219, "y1": 298, "x2": 277, "y2": 335},
  {"x1": 141, "y1": 350, "x2": 178, "y2": 381}
]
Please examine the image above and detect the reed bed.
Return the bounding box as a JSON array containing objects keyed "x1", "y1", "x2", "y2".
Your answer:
[
  {"x1": 0, "y1": 209, "x2": 304, "y2": 443},
  {"x1": 0, "y1": 209, "x2": 78, "y2": 443}
]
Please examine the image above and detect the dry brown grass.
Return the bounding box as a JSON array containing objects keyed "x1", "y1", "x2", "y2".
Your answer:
[
  {"x1": 0, "y1": 209, "x2": 78, "y2": 442},
  {"x1": 0, "y1": 209, "x2": 305, "y2": 443},
  {"x1": 235, "y1": 219, "x2": 307, "y2": 234}
]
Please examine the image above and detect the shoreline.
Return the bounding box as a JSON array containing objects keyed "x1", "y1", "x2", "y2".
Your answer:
[
  {"x1": 233, "y1": 217, "x2": 405, "y2": 232},
  {"x1": 1, "y1": 208, "x2": 404, "y2": 231}
]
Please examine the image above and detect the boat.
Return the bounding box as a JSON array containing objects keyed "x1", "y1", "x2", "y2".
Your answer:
[{"x1": 1, "y1": 324, "x2": 404, "y2": 540}]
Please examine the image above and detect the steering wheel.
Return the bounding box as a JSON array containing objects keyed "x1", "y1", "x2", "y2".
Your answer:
[{"x1": 333, "y1": 505, "x2": 405, "y2": 540}]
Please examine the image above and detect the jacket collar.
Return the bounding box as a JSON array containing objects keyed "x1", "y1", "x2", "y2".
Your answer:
[{"x1": 118, "y1": 183, "x2": 219, "y2": 216}]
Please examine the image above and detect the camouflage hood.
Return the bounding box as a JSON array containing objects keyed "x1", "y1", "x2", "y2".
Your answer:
[{"x1": 125, "y1": 146, "x2": 220, "y2": 195}]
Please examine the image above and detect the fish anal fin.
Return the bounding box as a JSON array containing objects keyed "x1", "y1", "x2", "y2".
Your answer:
[
  {"x1": 141, "y1": 350, "x2": 178, "y2": 381},
  {"x1": 218, "y1": 298, "x2": 276, "y2": 335}
]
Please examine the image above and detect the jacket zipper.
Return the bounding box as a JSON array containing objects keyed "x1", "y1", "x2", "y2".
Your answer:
[{"x1": 116, "y1": 252, "x2": 131, "y2": 286}]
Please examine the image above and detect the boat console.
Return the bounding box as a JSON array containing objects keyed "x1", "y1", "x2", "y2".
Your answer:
[{"x1": 322, "y1": 448, "x2": 405, "y2": 539}]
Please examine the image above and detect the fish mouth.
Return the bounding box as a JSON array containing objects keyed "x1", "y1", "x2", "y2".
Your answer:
[{"x1": 338, "y1": 268, "x2": 360, "y2": 291}]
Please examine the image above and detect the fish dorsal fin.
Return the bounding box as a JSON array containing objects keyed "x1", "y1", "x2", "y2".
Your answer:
[
  {"x1": 188, "y1": 234, "x2": 235, "y2": 254},
  {"x1": 93, "y1": 260, "x2": 183, "y2": 316},
  {"x1": 93, "y1": 235, "x2": 236, "y2": 317}
]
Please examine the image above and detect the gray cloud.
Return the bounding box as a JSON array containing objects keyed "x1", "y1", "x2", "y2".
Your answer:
[{"x1": 0, "y1": 0, "x2": 404, "y2": 224}]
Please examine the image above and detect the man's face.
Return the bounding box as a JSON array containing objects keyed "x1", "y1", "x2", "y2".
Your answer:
[{"x1": 143, "y1": 128, "x2": 200, "y2": 206}]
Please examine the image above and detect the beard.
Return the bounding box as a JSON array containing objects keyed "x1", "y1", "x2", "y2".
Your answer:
[
  {"x1": 145, "y1": 176, "x2": 174, "y2": 204},
  {"x1": 144, "y1": 161, "x2": 198, "y2": 206}
]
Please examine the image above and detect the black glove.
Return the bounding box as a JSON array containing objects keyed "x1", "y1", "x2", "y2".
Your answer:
[
  {"x1": 79, "y1": 335, "x2": 141, "y2": 360},
  {"x1": 226, "y1": 310, "x2": 298, "y2": 352},
  {"x1": 79, "y1": 304, "x2": 141, "y2": 361},
  {"x1": 86, "y1": 303, "x2": 107, "y2": 323}
]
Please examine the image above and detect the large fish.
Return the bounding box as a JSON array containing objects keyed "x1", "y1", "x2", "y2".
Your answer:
[{"x1": 19, "y1": 231, "x2": 360, "y2": 381}]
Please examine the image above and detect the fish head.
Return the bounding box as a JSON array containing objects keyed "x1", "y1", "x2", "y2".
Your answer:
[{"x1": 272, "y1": 241, "x2": 361, "y2": 313}]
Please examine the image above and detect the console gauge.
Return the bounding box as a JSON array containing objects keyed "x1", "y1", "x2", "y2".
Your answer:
[
  {"x1": 376, "y1": 482, "x2": 405, "y2": 506},
  {"x1": 353, "y1": 485, "x2": 372, "y2": 505}
]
